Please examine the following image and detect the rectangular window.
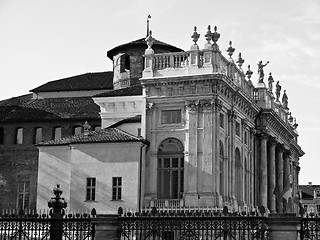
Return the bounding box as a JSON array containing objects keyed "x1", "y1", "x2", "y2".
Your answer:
[
  {"x1": 112, "y1": 177, "x2": 122, "y2": 200},
  {"x1": 304, "y1": 205, "x2": 308, "y2": 212},
  {"x1": 53, "y1": 127, "x2": 62, "y2": 140},
  {"x1": 235, "y1": 122, "x2": 240, "y2": 137},
  {"x1": 86, "y1": 178, "x2": 96, "y2": 201},
  {"x1": 220, "y1": 113, "x2": 224, "y2": 129},
  {"x1": 15, "y1": 128, "x2": 23, "y2": 144},
  {"x1": 317, "y1": 205, "x2": 320, "y2": 213},
  {"x1": 161, "y1": 110, "x2": 181, "y2": 124},
  {"x1": 17, "y1": 181, "x2": 30, "y2": 210}
]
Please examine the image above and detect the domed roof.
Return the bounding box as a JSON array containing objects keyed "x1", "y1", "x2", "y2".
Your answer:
[{"x1": 107, "y1": 37, "x2": 183, "y2": 60}]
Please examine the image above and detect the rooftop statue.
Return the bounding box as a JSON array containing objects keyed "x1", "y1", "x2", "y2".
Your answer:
[
  {"x1": 258, "y1": 60, "x2": 269, "y2": 83},
  {"x1": 282, "y1": 90, "x2": 288, "y2": 109},
  {"x1": 275, "y1": 81, "x2": 281, "y2": 102},
  {"x1": 268, "y1": 72, "x2": 274, "y2": 93}
]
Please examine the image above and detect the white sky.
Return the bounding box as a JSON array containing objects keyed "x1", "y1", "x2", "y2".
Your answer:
[{"x1": 0, "y1": 0, "x2": 319, "y2": 185}]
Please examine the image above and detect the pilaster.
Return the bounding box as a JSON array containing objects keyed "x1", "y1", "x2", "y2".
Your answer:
[
  {"x1": 184, "y1": 100, "x2": 198, "y2": 205},
  {"x1": 268, "y1": 138, "x2": 276, "y2": 213}
]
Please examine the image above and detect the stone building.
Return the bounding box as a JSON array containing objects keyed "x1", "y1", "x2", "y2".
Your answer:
[
  {"x1": 0, "y1": 35, "x2": 182, "y2": 211},
  {"x1": 1, "y1": 25, "x2": 304, "y2": 214},
  {"x1": 299, "y1": 183, "x2": 320, "y2": 215}
]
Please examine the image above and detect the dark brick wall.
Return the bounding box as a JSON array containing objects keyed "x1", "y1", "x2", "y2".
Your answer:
[{"x1": 0, "y1": 119, "x2": 101, "y2": 210}]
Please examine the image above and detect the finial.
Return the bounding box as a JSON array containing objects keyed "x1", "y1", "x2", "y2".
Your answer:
[
  {"x1": 236, "y1": 52, "x2": 244, "y2": 69},
  {"x1": 226, "y1": 41, "x2": 235, "y2": 59},
  {"x1": 212, "y1": 26, "x2": 220, "y2": 45},
  {"x1": 246, "y1": 65, "x2": 253, "y2": 81},
  {"x1": 191, "y1": 26, "x2": 200, "y2": 50},
  {"x1": 83, "y1": 121, "x2": 91, "y2": 136},
  {"x1": 146, "y1": 15, "x2": 151, "y2": 37},
  {"x1": 145, "y1": 30, "x2": 155, "y2": 54},
  {"x1": 204, "y1": 25, "x2": 213, "y2": 49}
]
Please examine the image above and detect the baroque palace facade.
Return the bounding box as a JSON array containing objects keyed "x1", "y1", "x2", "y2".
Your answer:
[{"x1": 0, "y1": 25, "x2": 304, "y2": 214}]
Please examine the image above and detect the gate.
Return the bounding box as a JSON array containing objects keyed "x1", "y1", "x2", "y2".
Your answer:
[{"x1": 119, "y1": 207, "x2": 269, "y2": 240}]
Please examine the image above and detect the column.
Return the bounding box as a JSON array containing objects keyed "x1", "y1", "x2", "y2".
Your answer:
[
  {"x1": 268, "y1": 139, "x2": 276, "y2": 213},
  {"x1": 283, "y1": 152, "x2": 291, "y2": 213},
  {"x1": 276, "y1": 146, "x2": 284, "y2": 213},
  {"x1": 259, "y1": 132, "x2": 268, "y2": 210}
]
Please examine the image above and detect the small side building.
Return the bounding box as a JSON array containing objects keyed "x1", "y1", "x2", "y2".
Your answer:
[{"x1": 36, "y1": 126, "x2": 148, "y2": 214}]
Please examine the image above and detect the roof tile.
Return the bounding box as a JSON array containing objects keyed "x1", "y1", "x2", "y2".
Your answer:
[{"x1": 38, "y1": 128, "x2": 141, "y2": 146}]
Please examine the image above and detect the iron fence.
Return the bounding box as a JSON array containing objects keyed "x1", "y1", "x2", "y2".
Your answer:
[
  {"x1": 300, "y1": 216, "x2": 320, "y2": 240},
  {"x1": 0, "y1": 211, "x2": 95, "y2": 240},
  {"x1": 119, "y1": 207, "x2": 269, "y2": 240}
]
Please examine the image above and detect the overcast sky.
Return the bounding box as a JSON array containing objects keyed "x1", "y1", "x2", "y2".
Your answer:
[{"x1": 0, "y1": 0, "x2": 319, "y2": 185}]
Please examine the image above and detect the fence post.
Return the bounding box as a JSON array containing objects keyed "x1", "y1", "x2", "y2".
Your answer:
[
  {"x1": 91, "y1": 214, "x2": 120, "y2": 240},
  {"x1": 267, "y1": 213, "x2": 300, "y2": 240},
  {"x1": 48, "y1": 184, "x2": 67, "y2": 240}
]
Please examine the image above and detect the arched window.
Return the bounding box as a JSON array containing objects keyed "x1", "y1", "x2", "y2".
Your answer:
[
  {"x1": 157, "y1": 138, "x2": 184, "y2": 199},
  {"x1": 219, "y1": 141, "x2": 224, "y2": 196},
  {"x1": 73, "y1": 126, "x2": 82, "y2": 135},
  {"x1": 34, "y1": 127, "x2": 42, "y2": 144},
  {"x1": 53, "y1": 127, "x2": 62, "y2": 140},
  {"x1": 15, "y1": 128, "x2": 23, "y2": 144},
  {"x1": 235, "y1": 148, "x2": 242, "y2": 202}
]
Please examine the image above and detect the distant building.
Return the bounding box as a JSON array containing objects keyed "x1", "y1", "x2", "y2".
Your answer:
[
  {"x1": 300, "y1": 183, "x2": 320, "y2": 215},
  {"x1": 1, "y1": 25, "x2": 304, "y2": 214}
]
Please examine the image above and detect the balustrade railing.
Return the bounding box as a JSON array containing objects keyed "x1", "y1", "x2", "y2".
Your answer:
[{"x1": 154, "y1": 52, "x2": 190, "y2": 70}]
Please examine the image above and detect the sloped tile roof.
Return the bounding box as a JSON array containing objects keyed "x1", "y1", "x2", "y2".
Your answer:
[
  {"x1": 30, "y1": 71, "x2": 113, "y2": 93},
  {"x1": 0, "y1": 94, "x2": 33, "y2": 121},
  {"x1": 108, "y1": 115, "x2": 141, "y2": 128},
  {"x1": 107, "y1": 37, "x2": 183, "y2": 60},
  {"x1": 93, "y1": 84, "x2": 142, "y2": 98},
  {"x1": 37, "y1": 128, "x2": 141, "y2": 146},
  {"x1": 0, "y1": 96, "x2": 100, "y2": 122}
]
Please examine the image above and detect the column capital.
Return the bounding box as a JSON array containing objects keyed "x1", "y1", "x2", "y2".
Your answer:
[
  {"x1": 185, "y1": 100, "x2": 198, "y2": 113},
  {"x1": 268, "y1": 136, "x2": 277, "y2": 146},
  {"x1": 257, "y1": 129, "x2": 269, "y2": 140},
  {"x1": 198, "y1": 99, "x2": 213, "y2": 112},
  {"x1": 227, "y1": 109, "x2": 237, "y2": 122},
  {"x1": 146, "y1": 102, "x2": 154, "y2": 112},
  {"x1": 214, "y1": 98, "x2": 223, "y2": 111}
]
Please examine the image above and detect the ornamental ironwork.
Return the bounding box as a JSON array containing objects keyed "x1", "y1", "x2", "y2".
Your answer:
[{"x1": 119, "y1": 207, "x2": 269, "y2": 240}]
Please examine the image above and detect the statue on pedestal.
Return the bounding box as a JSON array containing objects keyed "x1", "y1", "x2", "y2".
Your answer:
[
  {"x1": 268, "y1": 72, "x2": 274, "y2": 93},
  {"x1": 275, "y1": 81, "x2": 281, "y2": 102},
  {"x1": 258, "y1": 60, "x2": 269, "y2": 83},
  {"x1": 282, "y1": 90, "x2": 288, "y2": 109}
]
